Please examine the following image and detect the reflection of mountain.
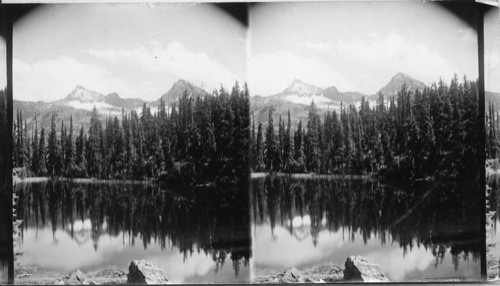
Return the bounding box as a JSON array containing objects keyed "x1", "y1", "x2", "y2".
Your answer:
[
  {"x1": 69, "y1": 222, "x2": 92, "y2": 246},
  {"x1": 17, "y1": 181, "x2": 251, "y2": 276},
  {"x1": 251, "y1": 176, "x2": 481, "y2": 269},
  {"x1": 291, "y1": 223, "x2": 310, "y2": 242}
]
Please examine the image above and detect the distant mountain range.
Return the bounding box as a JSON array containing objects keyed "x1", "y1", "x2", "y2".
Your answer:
[
  {"x1": 14, "y1": 79, "x2": 209, "y2": 132},
  {"x1": 250, "y1": 72, "x2": 427, "y2": 127},
  {"x1": 14, "y1": 72, "x2": 492, "y2": 133}
]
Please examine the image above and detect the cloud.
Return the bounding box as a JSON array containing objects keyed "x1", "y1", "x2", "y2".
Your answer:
[
  {"x1": 366, "y1": 245, "x2": 434, "y2": 281},
  {"x1": 457, "y1": 28, "x2": 476, "y2": 45},
  {"x1": 0, "y1": 39, "x2": 5, "y2": 89},
  {"x1": 22, "y1": 225, "x2": 216, "y2": 283},
  {"x1": 14, "y1": 56, "x2": 130, "y2": 101},
  {"x1": 149, "y1": 251, "x2": 214, "y2": 283},
  {"x1": 249, "y1": 50, "x2": 352, "y2": 96},
  {"x1": 88, "y1": 40, "x2": 240, "y2": 93},
  {"x1": 486, "y1": 49, "x2": 500, "y2": 92},
  {"x1": 300, "y1": 32, "x2": 467, "y2": 93},
  {"x1": 21, "y1": 226, "x2": 126, "y2": 272}
]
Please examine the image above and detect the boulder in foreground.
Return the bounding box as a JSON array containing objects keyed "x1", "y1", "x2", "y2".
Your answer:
[
  {"x1": 343, "y1": 256, "x2": 390, "y2": 282},
  {"x1": 127, "y1": 260, "x2": 169, "y2": 284},
  {"x1": 274, "y1": 267, "x2": 303, "y2": 283}
]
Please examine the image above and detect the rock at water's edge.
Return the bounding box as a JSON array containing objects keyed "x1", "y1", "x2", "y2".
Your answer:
[
  {"x1": 343, "y1": 256, "x2": 390, "y2": 282},
  {"x1": 65, "y1": 269, "x2": 86, "y2": 285},
  {"x1": 127, "y1": 260, "x2": 169, "y2": 284},
  {"x1": 275, "y1": 267, "x2": 303, "y2": 283},
  {"x1": 305, "y1": 277, "x2": 326, "y2": 283},
  {"x1": 307, "y1": 263, "x2": 343, "y2": 282}
]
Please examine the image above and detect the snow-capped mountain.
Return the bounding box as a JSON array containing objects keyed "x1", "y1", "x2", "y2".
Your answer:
[
  {"x1": 267, "y1": 79, "x2": 366, "y2": 108},
  {"x1": 63, "y1": 85, "x2": 105, "y2": 103},
  {"x1": 56, "y1": 86, "x2": 145, "y2": 112},
  {"x1": 250, "y1": 72, "x2": 428, "y2": 129},
  {"x1": 13, "y1": 80, "x2": 208, "y2": 133},
  {"x1": 280, "y1": 79, "x2": 324, "y2": 97}
]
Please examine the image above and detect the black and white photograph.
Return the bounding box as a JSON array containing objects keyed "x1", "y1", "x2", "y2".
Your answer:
[
  {"x1": 0, "y1": 17, "x2": 11, "y2": 284},
  {"x1": 0, "y1": 0, "x2": 498, "y2": 284},
  {"x1": 484, "y1": 3, "x2": 500, "y2": 281},
  {"x1": 249, "y1": 2, "x2": 482, "y2": 282},
  {"x1": 11, "y1": 4, "x2": 251, "y2": 284}
]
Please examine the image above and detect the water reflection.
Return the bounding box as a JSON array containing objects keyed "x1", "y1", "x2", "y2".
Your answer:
[
  {"x1": 17, "y1": 181, "x2": 251, "y2": 283},
  {"x1": 488, "y1": 173, "x2": 500, "y2": 262},
  {"x1": 252, "y1": 176, "x2": 481, "y2": 281}
]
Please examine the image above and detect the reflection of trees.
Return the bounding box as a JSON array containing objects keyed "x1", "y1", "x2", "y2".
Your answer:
[
  {"x1": 17, "y1": 181, "x2": 251, "y2": 276},
  {"x1": 251, "y1": 176, "x2": 481, "y2": 270}
]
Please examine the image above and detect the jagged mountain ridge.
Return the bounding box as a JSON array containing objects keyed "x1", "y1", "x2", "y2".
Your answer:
[
  {"x1": 154, "y1": 79, "x2": 209, "y2": 106},
  {"x1": 14, "y1": 79, "x2": 210, "y2": 132},
  {"x1": 377, "y1": 72, "x2": 427, "y2": 96},
  {"x1": 56, "y1": 85, "x2": 145, "y2": 109},
  {"x1": 250, "y1": 72, "x2": 428, "y2": 129}
]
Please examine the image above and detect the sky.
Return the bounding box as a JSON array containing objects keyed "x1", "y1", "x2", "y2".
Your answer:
[
  {"x1": 13, "y1": 4, "x2": 247, "y2": 102},
  {"x1": 0, "y1": 37, "x2": 5, "y2": 89},
  {"x1": 485, "y1": 7, "x2": 500, "y2": 93},
  {"x1": 249, "y1": 2, "x2": 479, "y2": 96}
]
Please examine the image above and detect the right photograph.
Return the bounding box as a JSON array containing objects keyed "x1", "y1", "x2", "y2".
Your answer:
[
  {"x1": 485, "y1": 4, "x2": 500, "y2": 281},
  {"x1": 249, "y1": 2, "x2": 482, "y2": 283}
]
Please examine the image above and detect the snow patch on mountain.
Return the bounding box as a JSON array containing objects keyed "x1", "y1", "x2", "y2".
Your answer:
[
  {"x1": 282, "y1": 79, "x2": 323, "y2": 96},
  {"x1": 65, "y1": 101, "x2": 115, "y2": 111},
  {"x1": 64, "y1": 85, "x2": 105, "y2": 103},
  {"x1": 283, "y1": 94, "x2": 333, "y2": 105}
]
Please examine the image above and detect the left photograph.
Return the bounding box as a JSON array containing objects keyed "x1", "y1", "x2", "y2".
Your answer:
[{"x1": 12, "y1": 4, "x2": 251, "y2": 284}]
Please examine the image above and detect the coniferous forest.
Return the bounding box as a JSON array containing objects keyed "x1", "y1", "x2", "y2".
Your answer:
[
  {"x1": 251, "y1": 76, "x2": 480, "y2": 182},
  {"x1": 12, "y1": 83, "x2": 250, "y2": 186},
  {"x1": 486, "y1": 100, "x2": 500, "y2": 160}
]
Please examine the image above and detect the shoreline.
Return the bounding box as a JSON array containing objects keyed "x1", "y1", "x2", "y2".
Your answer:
[
  {"x1": 251, "y1": 172, "x2": 373, "y2": 180},
  {"x1": 13, "y1": 176, "x2": 153, "y2": 185}
]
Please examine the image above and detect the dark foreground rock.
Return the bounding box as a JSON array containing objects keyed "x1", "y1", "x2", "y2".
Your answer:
[
  {"x1": 127, "y1": 260, "x2": 170, "y2": 284},
  {"x1": 344, "y1": 256, "x2": 390, "y2": 282}
]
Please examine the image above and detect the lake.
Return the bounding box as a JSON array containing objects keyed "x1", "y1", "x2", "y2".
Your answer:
[
  {"x1": 252, "y1": 176, "x2": 481, "y2": 281},
  {"x1": 16, "y1": 180, "x2": 251, "y2": 284},
  {"x1": 488, "y1": 172, "x2": 500, "y2": 276}
]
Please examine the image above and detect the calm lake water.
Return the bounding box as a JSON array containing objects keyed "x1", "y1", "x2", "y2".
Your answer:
[
  {"x1": 252, "y1": 176, "x2": 481, "y2": 281},
  {"x1": 16, "y1": 180, "x2": 251, "y2": 283},
  {"x1": 488, "y1": 173, "x2": 500, "y2": 270}
]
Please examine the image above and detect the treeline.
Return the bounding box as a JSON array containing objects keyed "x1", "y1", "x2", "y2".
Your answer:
[
  {"x1": 251, "y1": 76, "x2": 479, "y2": 181},
  {"x1": 13, "y1": 83, "x2": 250, "y2": 184},
  {"x1": 486, "y1": 101, "x2": 500, "y2": 159}
]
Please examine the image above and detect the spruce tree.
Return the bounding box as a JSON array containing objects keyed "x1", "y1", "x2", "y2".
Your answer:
[{"x1": 47, "y1": 113, "x2": 60, "y2": 176}]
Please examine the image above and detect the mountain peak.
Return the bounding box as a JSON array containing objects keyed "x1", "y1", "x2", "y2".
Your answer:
[
  {"x1": 73, "y1": 85, "x2": 86, "y2": 91},
  {"x1": 105, "y1": 92, "x2": 120, "y2": 100},
  {"x1": 282, "y1": 79, "x2": 322, "y2": 96},
  {"x1": 65, "y1": 85, "x2": 104, "y2": 103},
  {"x1": 157, "y1": 79, "x2": 208, "y2": 104},
  {"x1": 392, "y1": 72, "x2": 412, "y2": 80},
  {"x1": 291, "y1": 79, "x2": 305, "y2": 85},
  {"x1": 378, "y1": 72, "x2": 427, "y2": 96},
  {"x1": 173, "y1": 79, "x2": 190, "y2": 87}
]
